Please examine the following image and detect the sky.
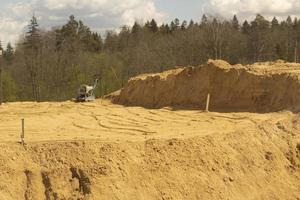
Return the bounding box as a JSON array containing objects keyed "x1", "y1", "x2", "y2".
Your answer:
[{"x1": 0, "y1": 0, "x2": 300, "y2": 47}]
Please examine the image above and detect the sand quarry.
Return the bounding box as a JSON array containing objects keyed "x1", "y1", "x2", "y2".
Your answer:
[{"x1": 1, "y1": 60, "x2": 300, "y2": 199}]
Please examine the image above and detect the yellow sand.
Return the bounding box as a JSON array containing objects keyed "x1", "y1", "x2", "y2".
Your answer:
[{"x1": 0, "y1": 100, "x2": 300, "y2": 199}]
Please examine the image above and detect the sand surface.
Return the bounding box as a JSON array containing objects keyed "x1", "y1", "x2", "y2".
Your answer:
[
  {"x1": 110, "y1": 60, "x2": 300, "y2": 112},
  {"x1": 0, "y1": 99, "x2": 273, "y2": 143},
  {"x1": 0, "y1": 100, "x2": 300, "y2": 199}
]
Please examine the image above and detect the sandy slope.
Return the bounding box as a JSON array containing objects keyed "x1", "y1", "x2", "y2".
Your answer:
[
  {"x1": 110, "y1": 60, "x2": 300, "y2": 112},
  {"x1": 0, "y1": 99, "x2": 272, "y2": 142},
  {"x1": 0, "y1": 100, "x2": 300, "y2": 199}
]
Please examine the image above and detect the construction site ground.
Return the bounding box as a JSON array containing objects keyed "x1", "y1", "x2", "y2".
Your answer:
[{"x1": 0, "y1": 99, "x2": 300, "y2": 199}]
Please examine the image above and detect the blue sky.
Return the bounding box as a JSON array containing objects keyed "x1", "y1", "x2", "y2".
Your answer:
[{"x1": 0, "y1": 0, "x2": 299, "y2": 46}]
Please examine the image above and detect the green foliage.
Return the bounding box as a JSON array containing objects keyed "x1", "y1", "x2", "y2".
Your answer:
[
  {"x1": 4, "y1": 43, "x2": 14, "y2": 61},
  {"x1": 1, "y1": 71, "x2": 17, "y2": 102},
  {"x1": 232, "y1": 15, "x2": 239, "y2": 30},
  {"x1": 271, "y1": 17, "x2": 279, "y2": 29},
  {"x1": 242, "y1": 20, "x2": 250, "y2": 34},
  {"x1": 56, "y1": 15, "x2": 103, "y2": 52},
  {"x1": 26, "y1": 15, "x2": 40, "y2": 49}
]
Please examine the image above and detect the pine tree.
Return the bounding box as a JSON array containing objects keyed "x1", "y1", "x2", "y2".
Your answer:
[
  {"x1": 24, "y1": 15, "x2": 41, "y2": 101},
  {"x1": 252, "y1": 14, "x2": 270, "y2": 30},
  {"x1": 201, "y1": 14, "x2": 208, "y2": 25},
  {"x1": 286, "y1": 16, "x2": 293, "y2": 26},
  {"x1": 64, "y1": 15, "x2": 79, "y2": 37},
  {"x1": 159, "y1": 24, "x2": 170, "y2": 33},
  {"x1": 271, "y1": 17, "x2": 279, "y2": 29},
  {"x1": 26, "y1": 15, "x2": 40, "y2": 48},
  {"x1": 232, "y1": 15, "x2": 239, "y2": 30},
  {"x1": 150, "y1": 19, "x2": 158, "y2": 32},
  {"x1": 0, "y1": 40, "x2": 3, "y2": 56},
  {"x1": 145, "y1": 20, "x2": 151, "y2": 30},
  {"x1": 170, "y1": 18, "x2": 180, "y2": 31},
  {"x1": 90, "y1": 33, "x2": 103, "y2": 52},
  {"x1": 145, "y1": 19, "x2": 158, "y2": 33},
  {"x1": 181, "y1": 20, "x2": 187, "y2": 30},
  {"x1": 188, "y1": 20, "x2": 195, "y2": 28},
  {"x1": 132, "y1": 22, "x2": 142, "y2": 34},
  {"x1": 4, "y1": 43, "x2": 13, "y2": 59}
]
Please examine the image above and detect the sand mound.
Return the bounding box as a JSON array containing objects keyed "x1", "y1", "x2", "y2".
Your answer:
[
  {"x1": 109, "y1": 59, "x2": 300, "y2": 112},
  {"x1": 1, "y1": 101, "x2": 300, "y2": 199}
]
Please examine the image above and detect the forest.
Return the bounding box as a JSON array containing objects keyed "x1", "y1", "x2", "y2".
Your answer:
[{"x1": 0, "y1": 14, "x2": 299, "y2": 102}]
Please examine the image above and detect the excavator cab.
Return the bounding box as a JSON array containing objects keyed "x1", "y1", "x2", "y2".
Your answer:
[{"x1": 74, "y1": 79, "x2": 98, "y2": 102}]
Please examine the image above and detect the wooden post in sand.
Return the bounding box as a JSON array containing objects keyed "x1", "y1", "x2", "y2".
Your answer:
[
  {"x1": 205, "y1": 93, "x2": 210, "y2": 112},
  {"x1": 21, "y1": 119, "x2": 25, "y2": 145}
]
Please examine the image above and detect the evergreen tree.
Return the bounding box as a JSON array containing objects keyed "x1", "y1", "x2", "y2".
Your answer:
[
  {"x1": 25, "y1": 15, "x2": 40, "y2": 49},
  {"x1": 188, "y1": 20, "x2": 195, "y2": 28},
  {"x1": 150, "y1": 19, "x2": 158, "y2": 32},
  {"x1": 271, "y1": 17, "x2": 279, "y2": 29},
  {"x1": 132, "y1": 22, "x2": 142, "y2": 34},
  {"x1": 251, "y1": 14, "x2": 270, "y2": 30},
  {"x1": 4, "y1": 43, "x2": 13, "y2": 59},
  {"x1": 0, "y1": 40, "x2": 3, "y2": 56},
  {"x1": 242, "y1": 20, "x2": 250, "y2": 34},
  {"x1": 181, "y1": 20, "x2": 187, "y2": 30},
  {"x1": 201, "y1": 14, "x2": 208, "y2": 25},
  {"x1": 159, "y1": 24, "x2": 170, "y2": 33},
  {"x1": 286, "y1": 16, "x2": 293, "y2": 26},
  {"x1": 24, "y1": 15, "x2": 41, "y2": 101},
  {"x1": 145, "y1": 19, "x2": 158, "y2": 33},
  {"x1": 90, "y1": 33, "x2": 103, "y2": 52},
  {"x1": 62, "y1": 15, "x2": 79, "y2": 37},
  {"x1": 232, "y1": 15, "x2": 239, "y2": 30},
  {"x1": 170, "y1": 18, "x2": 180, "y2": 31}
]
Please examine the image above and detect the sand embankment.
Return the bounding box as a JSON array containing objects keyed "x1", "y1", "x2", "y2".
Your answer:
[{"x1": 109, "y1": 60, "x2": 300, "y2": 112}]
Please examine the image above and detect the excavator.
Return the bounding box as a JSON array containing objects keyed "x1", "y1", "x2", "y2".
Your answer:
[{"x1": 73, "y1": 79, "x2": 99, "y2": 102}]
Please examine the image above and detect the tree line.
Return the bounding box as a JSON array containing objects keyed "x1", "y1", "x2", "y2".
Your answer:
[{"x1": 0, "y1": 14, "x2": 299, "y2": 102}]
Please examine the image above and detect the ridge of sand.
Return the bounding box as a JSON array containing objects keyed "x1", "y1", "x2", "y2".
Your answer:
[{"x1": 109, "y1": 59, "x2": 300, "y2": 112}]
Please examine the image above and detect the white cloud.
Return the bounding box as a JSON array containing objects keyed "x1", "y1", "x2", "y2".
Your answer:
[
  {"x1": 42, "y1": 0, "x2": 165, "y2": 24},
  {"x1": 204, "y1": 0, "x2": 300, "y2": 19},
  {"x1": 0, "y1": 0, "x2": 165, "y2": 46},
  {"x1": 0, "y1": 17, "x2": 27, "y2": 47},
  {"x1": 121, "y1": 2, "x2": 164, "y2": 25},
  {"x1": 0, "y1": 2, "x2": 32, "y2": 47},
  {"x1": 7, "y1": 2, "x2": 33, "y2": 19}
]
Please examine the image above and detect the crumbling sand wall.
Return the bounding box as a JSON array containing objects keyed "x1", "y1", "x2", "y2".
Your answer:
[
  {"x1": 110, "y1": 60, "x2": 300, "y2": 112},
  {"x1": 1, "y1": 122, "x2": 300, "y2": 200}
]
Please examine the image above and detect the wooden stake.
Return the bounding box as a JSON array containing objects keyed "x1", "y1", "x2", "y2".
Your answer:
[
  {"x1": 205, "y1": 93, "x2": 210, "y2": 112},
  {"x1": 21, "y1": 119, "x2": 25, "y2": 145}
]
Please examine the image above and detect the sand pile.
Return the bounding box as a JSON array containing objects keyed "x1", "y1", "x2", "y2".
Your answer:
[
  {"x1": 1, "y1": 101, "x2": 300, "y2": 199},
  {"x1": 1, "y1": 112, "x2": 300, "y2": 200},
  {"x1": 109, "y1": 59, "x2": 300, "y2": 112}
]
